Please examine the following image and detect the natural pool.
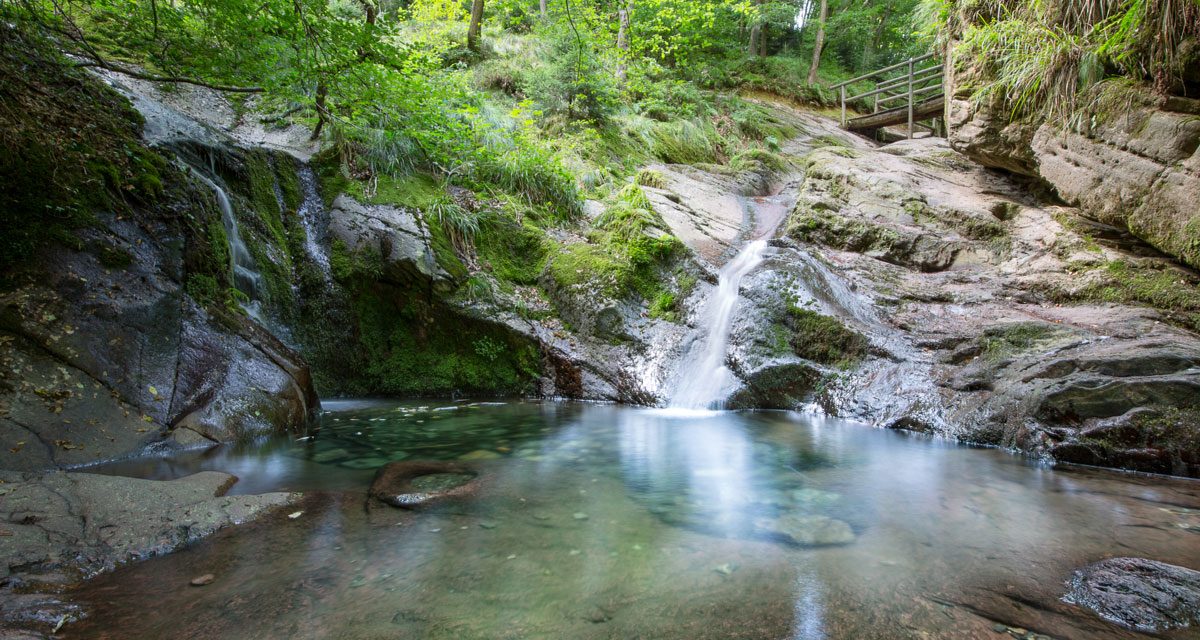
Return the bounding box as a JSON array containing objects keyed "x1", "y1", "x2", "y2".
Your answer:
[{"x1": 73, "y1": 400, "x2": 1200, "y2": 639}]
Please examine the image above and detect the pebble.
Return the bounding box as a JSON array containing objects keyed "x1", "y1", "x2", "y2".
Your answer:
[
  {"x1": 479, "y1": 521, "x2": 497, "y2": 530},
  {"x1": 569, "y1": 549, "x2": 581, "y2": 556},
  {"x1": 714, "y1": 563, "x2": 736, "y2": 576},
  {"x1": 573, "y1": 512, "x2": 589, "y2": 520},
  {"x1": 189, "y1": 574, "x2": 215, "y2": 586},
  {"x1": 506, "y1": 554, "x2": 517, "y2": 560},
  {"x1": 287, "y1": 511, "x2": 303, "y2": 519}
]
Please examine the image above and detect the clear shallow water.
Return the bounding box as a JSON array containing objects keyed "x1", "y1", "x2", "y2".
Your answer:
[{"x1": 75, "y1": 401, "x2": 1200, "y2": 639}]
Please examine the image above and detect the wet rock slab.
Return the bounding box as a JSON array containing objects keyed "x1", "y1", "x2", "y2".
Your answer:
[
  {"x1": 369, "y1": 461, "x2": 482, "y2": 508},
  {"x1": 0, "y1": 470, "x2": 297, "y2": 580},
  {"x1": 1064, "y1": 557, "x2": 1200, "y2": 631}
]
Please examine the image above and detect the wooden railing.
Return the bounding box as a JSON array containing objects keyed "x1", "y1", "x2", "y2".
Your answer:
[{"x1": 831, "y1": 53, "x2": 945, "y2": 139}]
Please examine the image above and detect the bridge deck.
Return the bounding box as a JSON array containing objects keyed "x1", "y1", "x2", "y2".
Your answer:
[{"x1": 845, "y1": 96, "x2": 944, "y2": 132}]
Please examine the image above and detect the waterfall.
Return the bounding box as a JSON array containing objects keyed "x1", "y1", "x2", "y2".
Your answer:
[
  {"x1": 669, "y1": 239, "x2": 771, "y2": 410},
  {"x1": 295, "y1": 165, "x2": 333, "y2": 280},
  {"x1": 190, "y1": 168, "x2": 266, "y2": 322}
]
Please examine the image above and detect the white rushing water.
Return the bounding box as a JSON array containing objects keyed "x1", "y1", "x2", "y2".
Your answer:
[
  {"x1": 191, "y1": 169, "x2": 266, "y2": 322},
  {"x1": 669, "y1": 239, "x2": 771, "y2": 410},
  {"x1": 295, "y1": 165, "x2": 333, "y2": 280}
]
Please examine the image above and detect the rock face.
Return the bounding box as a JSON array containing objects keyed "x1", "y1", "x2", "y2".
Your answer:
[
  {"x1": 1029, "y1": 111, "x2": 1200, "y2": 270},
  {"x1": 0, "y1": 178, "x2": 319, "y2": 471},
  {"x1": 945, "y1": 45, "x2": 1200, "y2": 271},
  {"x1": 328, "y1": 195, "x2": 458, "y2": 291},
  {"x1": 0, "y1": 39, "x2": 319, "y2": 471},
  {"x1": 1064, "y1": 557, "x2": 1200, "y2": 631}
]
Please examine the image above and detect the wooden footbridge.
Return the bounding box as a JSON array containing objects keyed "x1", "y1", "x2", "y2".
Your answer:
[{"x1": 832, "y1": 53, "x2": 945, "y2": 139}]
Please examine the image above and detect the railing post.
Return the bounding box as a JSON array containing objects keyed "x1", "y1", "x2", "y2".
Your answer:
[
  {"x1": 907, "y1": 58, "x2": 914, "y2": 140},
  {"x1": 840, "y1": 85, "x2": 846, "y2": 127}
]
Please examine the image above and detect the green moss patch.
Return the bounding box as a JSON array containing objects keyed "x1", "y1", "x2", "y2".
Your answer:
[
  {"x1": 349, "y1": 285, "x2": 542, "y2": 395},
  {"x1": 1061, "y1": 260, "x2": 1200, "y2": 332},
  {"x1": 783, "y1": 307, "x2": 868, "y2": 366}
]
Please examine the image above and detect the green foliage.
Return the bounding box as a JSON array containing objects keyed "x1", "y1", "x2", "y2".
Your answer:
[
  {"x1": 730, "y1": 147, "x2": 789, "y2": 174},
  {"x1": 522, "y1": 24, "x2": 620, "y2": 123},
  {"x1": 648, "y1": 119, "x2": 723, "y2": 164},
  {"x1": 979, "y1": 322, "x2": 1062, "y2": 360},
  {"x1": 351, "y1": 286, "x2": 542, "y2": 395}
]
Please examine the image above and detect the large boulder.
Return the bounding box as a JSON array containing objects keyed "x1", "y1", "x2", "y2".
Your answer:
[
  {"x1": 0, "y1": 217, "x2": 318, "y2": 470},
  {"x1": 0, "y1": 46, "x2": 319, "y2": 470},
  {"x1": 767, "y1": 126, "x2": 1200, "y2": 477}
]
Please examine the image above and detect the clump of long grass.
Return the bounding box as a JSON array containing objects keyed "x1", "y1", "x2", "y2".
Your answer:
[
  {"x1": 951, "y1": 0, "x2": 1200, "y2": 124},
  {"x1": 730, "y1": 147, "x2": 790, "y2": 175},
  {"x1": 648, "y1": 119, "x2": 722, "y2": 165},
  {"x1": 962, "y1": 16, "x2": 1098, "y2": 121}
]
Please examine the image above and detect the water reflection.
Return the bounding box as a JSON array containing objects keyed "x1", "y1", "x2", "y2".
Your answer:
[{"x1": 74, "y1": 401, "x2": 1200, "y2": 640}]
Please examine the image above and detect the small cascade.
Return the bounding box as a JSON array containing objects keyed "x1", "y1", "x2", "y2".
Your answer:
[
  {"x1": 189, "y1": 167, "x2": 266, "y2": 322},
  {"x1": 295, "y1": 164, "x2": 333, "y2": 281},
  {"x1": 669, "y1": 238, "x2": 772, "y2": 410}
]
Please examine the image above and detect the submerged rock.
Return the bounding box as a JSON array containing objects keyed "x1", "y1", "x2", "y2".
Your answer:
[
  {"x1": 369, "y1": 461, "x2": 481, "y2": 508},
  {"x1": 754, "y1": 514, "x2": 855, "y2": 547},
  {"x1": 1064, "y1": 557, "x2": 1200, "y2": 631}
]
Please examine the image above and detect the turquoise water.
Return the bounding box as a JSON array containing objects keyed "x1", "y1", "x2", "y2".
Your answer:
[{"x1": 73, "y1": 401, "x2": 1200, "y2": 639}]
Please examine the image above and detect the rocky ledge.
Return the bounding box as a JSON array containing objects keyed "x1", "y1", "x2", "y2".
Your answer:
[{"x1": 0, "y1": 471, "x2": 297, "y2": 635}]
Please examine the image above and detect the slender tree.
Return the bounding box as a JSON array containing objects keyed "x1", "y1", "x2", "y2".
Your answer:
[
  {"x1": 747, "y1": 0, "x2": 761, "y2": 55},
  {"x1": 806, "y1": 0, "x2": 828, "y2": 84},
  {"x1": 467, "y1": 0, "x2": 484, "y2": 51},
  {"x1": 616, "y1": 1, "x2": 631, "y2": 83}
]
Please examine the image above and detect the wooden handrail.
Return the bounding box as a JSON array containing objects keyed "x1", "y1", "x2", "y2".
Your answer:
[
  {"x1": 830, "y1": 53, "x2": 936, "y2": 89},
  {"x1": 837, "y1": 52, "x2": 945, "y2": 139}
]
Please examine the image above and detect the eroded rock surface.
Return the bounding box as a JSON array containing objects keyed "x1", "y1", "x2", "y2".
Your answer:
[
  {"x1": 369, "y1": 461, "x2": 482, "y2": 508},
  {"x1": 0, "y1": 200, "x2": 318, "y2": 471}
]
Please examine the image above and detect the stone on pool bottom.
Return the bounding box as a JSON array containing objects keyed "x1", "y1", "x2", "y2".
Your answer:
[{"x1": 370, "y1": 460, "x2": 483, "y2": 508}]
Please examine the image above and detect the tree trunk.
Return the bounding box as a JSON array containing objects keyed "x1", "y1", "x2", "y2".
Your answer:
[
  {"x1": 806, "y1": 0, "x2": 828, "y2": 84},
  {"x1": 310, "y1": 80, "x2": 328, "y2": 141},
  {"x1": 467, "y1": 0, "x2": 485, "y2": 52},
  {"x1": 616, "y1": 3, "x2": 630, "y2": 84},
  {"x1": 539, "y1": 0, "x2": 546, "y2": 18},
  {"x1": 759, "y1": 23, "x2": 767, "y2": 56},
  {"x1": 748, "y1": 0, "x2": 762, "y2": 56}
]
